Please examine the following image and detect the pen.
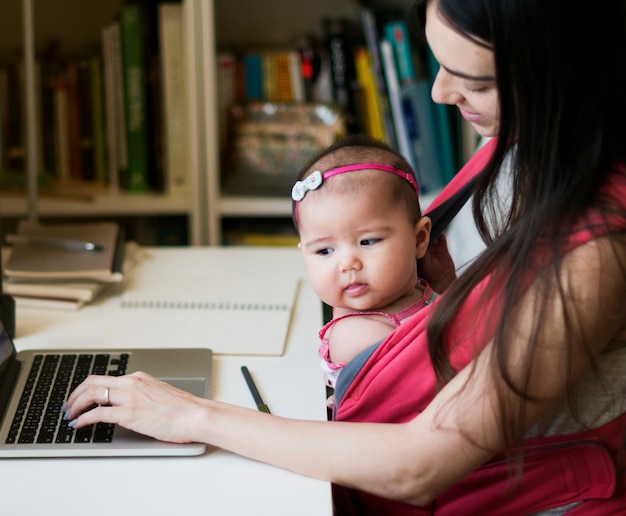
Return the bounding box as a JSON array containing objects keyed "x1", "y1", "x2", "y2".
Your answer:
[
  {"x1": 241, "y1": 366, "x2": 271, "y2": 414},
  {"x1": 6, "y1": 234, "x2": 105, "y2": 252}
]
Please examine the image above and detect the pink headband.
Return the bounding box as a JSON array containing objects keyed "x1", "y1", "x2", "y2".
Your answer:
[{"x1": 292, "y1": 163, "x2": 419, "y2": 223}]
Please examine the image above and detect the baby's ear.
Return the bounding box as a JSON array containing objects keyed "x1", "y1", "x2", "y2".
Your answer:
[
  {"x1": 414, "y1": 216, "x2": 432, "y2": 259},
  {"x1": 297, "y1": 242, "x2": 302, "y2": 249}
]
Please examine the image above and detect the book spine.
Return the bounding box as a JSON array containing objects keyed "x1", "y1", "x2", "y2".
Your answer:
[
  {"x1": 243, "y1": 54, "x2": 264, "y2": 101},
  {"x1": 110, "y1": 22, "x2": 128, "y2": 188},
  {"x1": 53, "y1": 78, "x2": 71, "y2": 182},
  {"x1": 0, "y1": 67, "x2": 7, "y2": 172},
  {"x1": 288, "y1": 51, "x2": 305, "y2": 103},
  {"x1": 216, "y1": 52, "x2": 236, "y2": 152},
  {"x1": 354, "y1": 48, "x2": 386, "y2": 140},
  {"x1": 274, "y1": 51, "x2": 293, "y2": 102},
  {"x1": 426, "y1": 48, "x2": 456, "y2": 182},
  {"x1": 383, "y1": 20, "x2": 416, "y2": 85},
  {"x1": 401, "y1": 83, "x2": 444, "y2": 192},
  {"x1": 359, "y1": 7, "x2": 397, "y2": 147},
  {"x1": 323, "y1": 17, "x2": 361, "y2": 133},
  {"x1": 380, "y1": 40, "x2": 415, "y2": 171},
  {"x1": 3, "y1": 62, "x2": 25, "y2": 172},
  {"x1": 65, "y1": 61, "x2": 83, "y2": 181},
  {"x1": 40, "y1": 60, "x2": 57, "y2": 178},
  {"x1": 90, "y1": 55, "x2": 107, "y2": 185},
  {"x1": 101, "y1": 23, "x2": 119, "y2": 192},
  {"x1": 159, "y1": 3, "x2": 188, "y2": 195},
  {"x1": 262, "y1": 51, "x2": 277, "y2": 102},
  {"x1": 77, "y1": 59, "x2": 95, "y2": 182},
  {"x1": 120, "y1": 3, "x2": 149, "y2": 192}
]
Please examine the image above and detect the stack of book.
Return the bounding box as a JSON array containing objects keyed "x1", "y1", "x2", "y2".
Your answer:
[{"x1": 2, "y1": 221, "x2": 138, "y2": 310}]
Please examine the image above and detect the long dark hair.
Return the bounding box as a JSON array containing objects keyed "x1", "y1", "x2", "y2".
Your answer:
[{"x1": 412, "y1": 0, "x2": 626, "y2": 446}]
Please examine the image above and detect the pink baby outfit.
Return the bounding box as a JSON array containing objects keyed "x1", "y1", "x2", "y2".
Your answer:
[{"x1": 318, "y1": 281, "x2": 436, "y2": 389}]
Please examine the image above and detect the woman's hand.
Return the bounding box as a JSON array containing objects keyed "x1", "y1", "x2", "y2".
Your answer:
[
  {"x1": 417, "y1": 234, "x2": 457, "y2": 293},
  {"x1": 64, "y1": 372, "x2": 209, "y2": 444}
]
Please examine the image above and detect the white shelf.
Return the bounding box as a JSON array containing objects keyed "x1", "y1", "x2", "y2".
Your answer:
[
  {"x1": 219, "y1": 196, "x2": 292, "y2": 217},
  {"x1": 0, "y1": 192, "x2": 193, "y2": 218}
]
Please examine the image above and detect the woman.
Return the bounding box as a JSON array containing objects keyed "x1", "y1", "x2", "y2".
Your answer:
[{"x1": 66, "y1": 0, "x2": 626, "y2": 513}]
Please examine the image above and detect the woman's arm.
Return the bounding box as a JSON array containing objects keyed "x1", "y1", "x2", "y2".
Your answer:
[{"x1": 65, "y1": 235, "x2": 626, "y2": 506}]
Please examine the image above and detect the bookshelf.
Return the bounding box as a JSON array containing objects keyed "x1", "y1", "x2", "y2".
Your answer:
[
  {"x1": 1, "y1": 0, "x2": 470, "y2": 246},
  {"x1": 0, "y1": 0, "x2": 206, "y2": 245},
  {"x1": 202, "y1": 0, "x2": 469, "y2": 245}
]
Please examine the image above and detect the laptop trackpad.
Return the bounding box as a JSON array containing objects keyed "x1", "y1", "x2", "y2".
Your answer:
[{"x1": 160, "y1": 378, "x2": 206, "y2": 397}]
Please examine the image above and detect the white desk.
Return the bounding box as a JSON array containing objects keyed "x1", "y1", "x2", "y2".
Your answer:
[{"x1": 3, "y1": 247, "x2": 332, "y2": 516}]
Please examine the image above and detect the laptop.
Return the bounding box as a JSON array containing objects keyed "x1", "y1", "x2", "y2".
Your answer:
[{"x1": 0, "y1": 313, "x2": 213, "y2": 458}]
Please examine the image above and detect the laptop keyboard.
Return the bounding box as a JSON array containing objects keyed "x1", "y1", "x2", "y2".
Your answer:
[{"x1": 5, "y1": 353, "x2": 128, "y2": 445}]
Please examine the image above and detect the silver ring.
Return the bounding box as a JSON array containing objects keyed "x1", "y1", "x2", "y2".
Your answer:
[{"x1": 104, "y1": 387, "x2": 110, "y2": 405}]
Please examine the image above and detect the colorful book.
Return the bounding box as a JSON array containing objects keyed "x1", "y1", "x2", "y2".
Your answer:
[
  {"x1": 288, "y1": 51, "x2": 305, "y2": 103},
  {"x1": 354, "y1": 47, "x2": 386, "y2": 140},
  {"x1": 243, "y1": 54, "x2": 264, "y2": 101},
  {"x1": 120, "y1": 2, "x2": 149, "y2": 192},
  {"x1": 426, "y1": 47, "x2": 456, "y2": 181},
  {"x1": 359, "y1": 7, "x2": 397, "y2": 147},
  {"x1": 274, "y1": 51, "x2": 293, "y2": 102},
  {"x1": 323, "y1": 17, "x2": 361, "y2": 133},
  {"x1": 262, "y1": 51, "x2": 277, "y2": 101},
  {"x1": 159, "y1": 3, "x2": 188, "y2": 195},
  {"x1": 380, "y1": 40, "x2": 415, "y2": 171},
  {"x1": 384, "y1": 19, "x2": 445, "y2": 192}
]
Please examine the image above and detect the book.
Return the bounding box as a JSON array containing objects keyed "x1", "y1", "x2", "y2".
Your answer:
[
  {"x1": 288, "y1": 51, "x2": 305, "y2": 103},
  {"x1": 4, "y1": 280, "x2": 109, "y2": 304},
  {"x1": 120, "y1": 2, "x2": 149, "y2": 192},
  {"x1": 384, "y1": 19, "x2": 444, "y2": 192},
  {"x1": 243, "y1": 53, "x2": 264, "y2": 101},
  {"x1": 380, "y1": 39, "x2": 415, "y2": 170},
  {"x1": 2, "y1": 241, "x2": 142, "y2": 311},
  {"x1": 5, "y1": 221, "x2": 125, "y2": 282},
  {"x1": 274, "y1": 51, "x2": 293, "y2": 102},
  {"x1": 77, "y1": 58, "x2": 95, "y2": 181},
  {"x1": 354, "y1": 47, "x2": 386, "y2": 141},
  {"x1": 359, "y1": 6, "x2": 397, "y2": 147},
  {"x1": 102, "y1": 20, "x2": 126, "y2": 192},
  {"x1": 65, "y1": 61, "x2": 82, "y2": 181},
  {"x1": 90, "y1": 55, "x2": 107, "y2": 185},
  {"x1": 158, "y1": 3, "x2": 188, "y2": 195},
  {"x1": 53, "y1": 77, "x2": 71, "y2": 182},
  {"x1": 323, "y1": 17, "x2": 361, "y2": 133},
  {"x1": 425, "y1": 47, "x2": 455, "y2": 183},
  {"x1": 216, "y1": 52, "x2": 237, "y2": 154}
]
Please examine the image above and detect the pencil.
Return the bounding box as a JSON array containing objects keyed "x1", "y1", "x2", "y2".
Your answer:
[{"x1": 241, "y1": 366, "x2": 271, "y2": 413}]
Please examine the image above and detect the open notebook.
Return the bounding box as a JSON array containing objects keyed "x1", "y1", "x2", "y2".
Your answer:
[{"x1": 109, "y1": 255, "x2": 301, "y2": 356}]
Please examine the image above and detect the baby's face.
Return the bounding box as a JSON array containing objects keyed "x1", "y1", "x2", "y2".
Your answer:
[{"x1": 297, "y1": 182, "x2": 422, "y2": 311}]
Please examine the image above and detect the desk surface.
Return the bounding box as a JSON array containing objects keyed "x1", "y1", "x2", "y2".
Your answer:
[{"x1": 4, "y1": 247, "x2": 332, "y2": 516}]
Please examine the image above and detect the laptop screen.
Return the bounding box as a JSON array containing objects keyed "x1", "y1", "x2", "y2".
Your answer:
[{"x1": 0, "y1": 316, "x2": 13, "y2": 376}]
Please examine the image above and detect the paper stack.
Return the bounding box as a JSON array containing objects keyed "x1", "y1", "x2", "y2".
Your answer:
[{"x1": 2, "y1": 221, "x2": 136, "y2": 310}]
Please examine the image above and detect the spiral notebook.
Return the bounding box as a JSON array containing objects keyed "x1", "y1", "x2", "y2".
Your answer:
[{"x1": 109, "y1": 263, "x2": 301, "y2": 356}]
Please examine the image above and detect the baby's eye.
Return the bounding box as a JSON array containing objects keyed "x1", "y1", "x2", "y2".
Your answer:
[
  {"x1": 316, "y1": 247, "x2": 333, "y2": 256},
  {"x1": 360, "y1": 238, "x2": 380, "y2": 246}
]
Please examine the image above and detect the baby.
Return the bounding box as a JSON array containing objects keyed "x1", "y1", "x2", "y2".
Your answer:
[{"x1": 292, "y1": 135, "x2": 434, "y2": 395}]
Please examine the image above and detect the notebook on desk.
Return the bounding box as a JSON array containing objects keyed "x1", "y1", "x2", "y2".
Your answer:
[{"x1": 0, "y1": 312, "x2": 213, "y2": 458}]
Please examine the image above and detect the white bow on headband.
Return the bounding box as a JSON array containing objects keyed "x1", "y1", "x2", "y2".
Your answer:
[{"x1": 291, "y1": 170, "x2": 323, "y2": 201}]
